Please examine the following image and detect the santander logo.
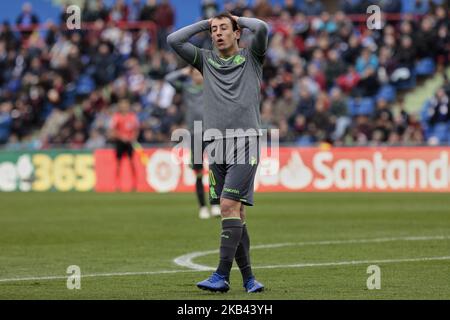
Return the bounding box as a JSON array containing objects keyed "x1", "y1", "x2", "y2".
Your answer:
[
  {"x1": 279, "y1": 152, "x2": 314, "y2": 189},
  {"x1": 256, "y1": 150, "x2": 450, "y2": 191},
  {"x1": 143, "y1": 148, "x2": 450, "y2": 192},
  {"x1": 311, "y1": 151, "x2": 450, "y2": 190}
]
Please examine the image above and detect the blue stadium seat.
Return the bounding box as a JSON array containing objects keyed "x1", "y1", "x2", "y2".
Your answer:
[
  {"x1": 430, "y1": 123, "x2": 449, "y2": 144},
  {"x1": 394, "y1": 70, "x2": 416, "y2": 90},
  {"x1": 376, "y1": 85, "x2": 397, "y2": 103},
  {"x1": 40, "y1": 102, "x2": 54, "y2": 121},
  {"x1": 296, "y1": 135, "x2": 315, "y2": 146},
  {"x1": 6, "y1": 78, "x2": 21, "y2": 93},
  {"x1": 76, "y1": 74, "x2": 95, "y2": 96},
  {"x1": 420, "y1": 101, "x2": 432, "y2": 138},
  {"x1": 62, "y1": 83, "x2": 77, "y2": 109},
  {"x1": 415, "y1": 58, "x2": 436, "y2": 76},
  {"x1": 422, "y1": 123, "x2": 432, "y2": 140},
  {"x1": 400, "y1": 0, "x2": 443, "y2": 14},
  {"x1": 348, "y1": 97, "x2": 375, "y2": 116},
  {"x1": 447, "y1": 126, "x2": 450, "y2": 146}
]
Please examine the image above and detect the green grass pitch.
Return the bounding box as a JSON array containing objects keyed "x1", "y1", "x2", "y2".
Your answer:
[{"x1": 0, "y1": 192, "x2": 449, "y2": 300}]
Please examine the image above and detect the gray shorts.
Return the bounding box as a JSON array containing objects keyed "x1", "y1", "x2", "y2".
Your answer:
[{"x1": 206, "y1": 136, "x2": 260, "y2": 206}]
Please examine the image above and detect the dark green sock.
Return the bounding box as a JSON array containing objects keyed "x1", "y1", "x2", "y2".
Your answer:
[
  {"x1": 216, "y1": 219, "x2": 243, "y2": 279},
  {"x1": 235, "y1": 224, "x2": 253, "y2": 283},
  {"x1": 195, "y1": 175, "x2": 205, "y2": 207}
]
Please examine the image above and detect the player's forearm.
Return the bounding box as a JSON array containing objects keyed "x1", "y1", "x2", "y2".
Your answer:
[
  {"x1": 167, "y1": 20, "x2": 209, "y2": 63},
  {"x1": 164, "y1": 69, "x2": 185, "y2": 89},
  {"x1": 237, "y1": 17, "x2": 268, "y2": 32},
  {"x1": 167, "y1": 20, "x2": 209, "y2": 46},
  {"x1": 237, "y1": 17, "x2": 269, "y2": 55}
]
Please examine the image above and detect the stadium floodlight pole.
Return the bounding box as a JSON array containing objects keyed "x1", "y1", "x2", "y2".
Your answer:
[{"x1": 167, "y1": 12, "x2": 269, "y2": 293}]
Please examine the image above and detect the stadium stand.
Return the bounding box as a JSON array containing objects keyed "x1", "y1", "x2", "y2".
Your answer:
[{"x1": 0, "y1": 0, "x2": 449, "y2": 150}]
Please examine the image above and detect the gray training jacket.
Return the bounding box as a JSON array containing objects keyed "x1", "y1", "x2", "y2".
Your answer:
[{"x1": 167, "y1": 17, "x2": 269, "y2": 141}]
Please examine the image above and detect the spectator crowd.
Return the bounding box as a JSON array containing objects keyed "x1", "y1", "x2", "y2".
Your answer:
[{"x1": 0, "y1": 0, "x2": 449, "y2": 150}]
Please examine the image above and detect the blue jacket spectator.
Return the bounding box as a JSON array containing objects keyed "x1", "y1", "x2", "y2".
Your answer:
[{"x1": 356, "y1": 48, "x2": 379, "y2": 75}]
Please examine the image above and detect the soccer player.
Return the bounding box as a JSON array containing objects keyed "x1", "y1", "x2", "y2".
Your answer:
[
  {"x1": 165, "y1": 66, "x2": 221, "y2": 219},
  {"x1": 167, "y1": 12, "x2": 268, "y2": 293},
  {"x1": 111, "y1": 99, "x2": 140, "y2": 191}
]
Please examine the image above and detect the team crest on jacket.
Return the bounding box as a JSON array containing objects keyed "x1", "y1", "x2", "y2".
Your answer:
[{"x1": 233, "y1": 55, "x2": 246, "y2": 65}]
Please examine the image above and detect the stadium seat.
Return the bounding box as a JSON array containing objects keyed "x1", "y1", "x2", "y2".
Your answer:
[
  {"x1": 422, "y1": 123, "x2": 432, "y2": 140},
  {"x1": 415, "y1": 58, "x2": 436, "y2": 77},
  {"x1": 296, "y1": 135, "x2": 315, "y2": 146},
  {"x1": 76, "y1": 74, "x2": 96, "y2": 96},
  {"x1": 376, "y1": 85, "x2": 397, "y2": 103},
  {"x1": 6, "y1": 78, "x2": 21, "y2": 93},
  {"x1": 348, "y1": 97, "x2": 375, "y2": 116},
  {"x1": 447, "y1": 126, "x2": 450, "y2": 146},
  {"x1": 432, "y1": 122, "x2": 448, "y2": 144},
  {"x1": 430, "y1": 123, "x2": 449, "y2": 144},
  {"x1": 420, "y1": 101, "x2": 432, "y2": 138},
  {"x1": 401, "y1": 0, "x2": 414, "y2": 12},
  {"x1": 394, "y1": 70, "x2": 417, "y2": 90},
  {"x1": 62, "y1": 83, "x2": 77, "y2": 109}
]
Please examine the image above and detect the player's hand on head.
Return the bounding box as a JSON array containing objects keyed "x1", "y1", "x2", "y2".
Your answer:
[{"x1": 231, "y1": 16, "x2": 241, "y2": 31}]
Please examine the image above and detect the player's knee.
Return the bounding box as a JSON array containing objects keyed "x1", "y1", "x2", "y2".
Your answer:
[{"x1": 220, "y1": 198, "x2": 241, "y2": 218}]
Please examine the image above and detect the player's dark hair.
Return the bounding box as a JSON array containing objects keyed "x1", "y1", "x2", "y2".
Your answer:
[{"x1": 209, "y1": 12, "x2": 239, "y2": 32}]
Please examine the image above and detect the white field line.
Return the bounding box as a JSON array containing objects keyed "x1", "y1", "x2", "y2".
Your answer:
[
  {"x1": 0, "y1": 269, "x2": 195, "y2": 283},
  {"x1": 0, "y1": 235, "x2": 449, "y2": 284},
  {"x1": 252, "y1": 256, "x2": 450, "y2": 270},
  {"x1": 1, "y1": 256, "x2": 450, "y2": 284},
  {"x1": 173, "y1": 235, "x2": 450, "y2": 270}
]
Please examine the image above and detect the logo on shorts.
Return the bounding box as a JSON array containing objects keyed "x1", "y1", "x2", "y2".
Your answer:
[
  {"x1": 221, "y1": 233, "x2": 230, "y2": 239},
  {"x1": 250, "y1": 156, "x2": 257, "y2": 166},
  {"x1": 224, "y1": 187, "x2": 240, "y2": 195}
]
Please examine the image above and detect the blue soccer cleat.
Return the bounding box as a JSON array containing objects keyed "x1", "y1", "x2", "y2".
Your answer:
[
  {"x1": 244, "y1": 277, "x2": 264, "y2": 293},
  {"x1": 197, "y1": 273, "x2": 230, "y2": 292}
]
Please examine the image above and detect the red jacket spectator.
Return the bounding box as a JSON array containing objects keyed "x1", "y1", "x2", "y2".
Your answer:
[
  {"x1": 111, "y1": 110, "x2": 139, "y2": 143},
  {"x1": 337, "y1": 67, "x2": 361, "y2": 93}
]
